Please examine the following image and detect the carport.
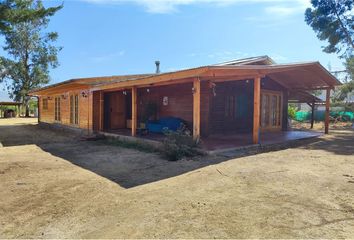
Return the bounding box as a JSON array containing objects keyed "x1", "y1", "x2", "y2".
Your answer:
[{"x1": 0, "y1": 102, "x2": 21, "y2": 118}]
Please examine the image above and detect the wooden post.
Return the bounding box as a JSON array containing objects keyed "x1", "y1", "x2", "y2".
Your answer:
[
  {"x1": 253, "y1": 76, "x2": 261, "y2": 144},
  {"x1": 36, "y1": 97, "x2": 40, "y2": 122},
  {"x1": 310, "y1": 102, "x2": 315, "y2": 129},
  {"x1": 193, "y1": 78, "x2": 201, "y2": 140},
  {"x1": 324, "y1": 88, "x2": 330, "y2": 134},
  {"x1": 131, "y1": 87, "x2": 137, "y2": 137},
  {"x1": 99, "y1": 91, "x2": 104, "y2": 131}
]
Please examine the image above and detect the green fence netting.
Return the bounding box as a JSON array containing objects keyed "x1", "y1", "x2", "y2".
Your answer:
[{"x1": 295, "y1": 111, "x2": 354, "y2": 122}]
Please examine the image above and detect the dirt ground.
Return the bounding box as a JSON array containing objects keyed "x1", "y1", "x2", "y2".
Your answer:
[{"x1": 0, "y1": 118, "x2": 354, "y2": 238}]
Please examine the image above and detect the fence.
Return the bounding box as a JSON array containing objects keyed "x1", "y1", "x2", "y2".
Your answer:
[{"x1": 295, "y1": 110, "x2": 354, "y2": 122}]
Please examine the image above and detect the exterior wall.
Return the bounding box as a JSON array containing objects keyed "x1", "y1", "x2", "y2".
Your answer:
[
  {"x1": 37, "y1": 77, "x2": 289, "y2": 136},
  {"x1": 208, "y1": 77, "x2": 288, "y2": 135},
  {"x1": 38, "y1": 88, "x2": 93, "y2": 132},
  {"x1": 209, "y1": 80, "x2": 254, "y2": 134},
  {"x1": 137, "y1": 82, "x2": 211, "y2": 136}
]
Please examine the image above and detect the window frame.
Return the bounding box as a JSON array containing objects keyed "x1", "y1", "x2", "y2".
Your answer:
[
  {"x1": 70, "y1": 94, "x2": 79, "y2": 125},
  {"x1": 54, "y1": 96, "x2": 61, "y2": 122},
  {"x1": 42, "y1": 98, "x2": 48, "y2": 110}
]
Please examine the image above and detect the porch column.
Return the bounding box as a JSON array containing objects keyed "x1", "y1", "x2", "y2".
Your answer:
[
  {"x1": 310, "y1": 102, "x2": 315, "y2": 129},
  {"x1": 253, "y1": 76, "x2": 261, "y2": 144},
  {"x1": 193, "y1": 78, "x2": 201, "y2": 140},
  {"x1": 131, "y1": 86, "x2": 137, "y2": 137},
  {"x1": 324, "y1": 88, "x2": 331, "y2": 134}
]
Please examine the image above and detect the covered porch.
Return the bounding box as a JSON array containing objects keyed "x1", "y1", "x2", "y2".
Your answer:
[{"x1": 91, "y1": 62, "x2": 340, "y2": 150}]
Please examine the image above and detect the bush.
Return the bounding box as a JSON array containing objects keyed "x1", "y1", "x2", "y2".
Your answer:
[
  {"x1": 162, "y1": 129, "x2": 201, "y2": 161},
  {"x1": 288, "y1": 104, "x2": 298, "y2": 120}
]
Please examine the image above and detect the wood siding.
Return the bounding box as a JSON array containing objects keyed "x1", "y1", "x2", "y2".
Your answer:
[
  {"x1": 39, "y1": 77, "x2": 288, "y2": 136},
  {"x1": 137, "y1": 82, "x2": 211, "y2": 136},
  {"x1": 210, "y1": 80, "x2": 254, "y2": 134},
  {"x1": 38, "y1": 88, "x2": 93, "y2": 131}
]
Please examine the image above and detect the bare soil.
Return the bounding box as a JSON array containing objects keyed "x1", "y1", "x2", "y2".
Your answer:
[{"x1": 0, "y1": 118, "x2": 354, "y2": 238}]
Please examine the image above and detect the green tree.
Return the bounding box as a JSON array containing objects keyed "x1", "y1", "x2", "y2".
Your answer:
[
  {"x1": 305, "y1": 0, "x2": 353, "y2": 56},
  {"x1": 0, "y1": 0, "x2": 62, "y2": 116},
  {"x1": 305, "y1": 0, "x2": 354, "y2": 104}
]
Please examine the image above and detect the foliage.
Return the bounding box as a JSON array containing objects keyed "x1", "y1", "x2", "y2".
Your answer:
[
  {"x1": 331, "y1": 56, "x2": 354, "y2": 102},
  {"x1": 305, "y1": 0, "x2": 354, "y2": 57},
  {"x1": 305, "y1": 0, "x2": 354, "y2": 106},
  {"x1": 0, "y1": 0, "x2": 62, "y2": 117},
  {"x1": 288, "y1": 104, "x2": 298, "y2": 120},
  {"x1": 0, "y1": 0, "x2": 61, "y2": 32},
  {"x1": 162, "y1": 127, "x2": 201, "y2": 161}
]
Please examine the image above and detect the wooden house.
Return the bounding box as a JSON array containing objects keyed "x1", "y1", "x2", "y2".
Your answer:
[{"x1": 29, "y1": 56, "x2": 340, "y2": 148}]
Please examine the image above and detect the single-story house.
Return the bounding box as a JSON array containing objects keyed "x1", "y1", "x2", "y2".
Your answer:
[{"x1": 29, "y1": 56, "x2": 340, "y2": 148}]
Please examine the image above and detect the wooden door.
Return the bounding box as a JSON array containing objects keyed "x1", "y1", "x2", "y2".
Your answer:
[{"x1": 109, "y1": 92, "x2": 126, "y2": 129}]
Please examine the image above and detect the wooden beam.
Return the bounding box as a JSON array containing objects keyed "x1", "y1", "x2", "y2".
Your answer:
[
  {"x1": 103, "y1": 77, "x2": 194, "y2": 92},
  {"x1": 193, "y1": 78, "x2": 201, "y2": 140},
  {"x1": 202, "y1": 75, "x2": 260, "y2": 82},
  {"x1": 324, "y1": 88, "x2": 330, "y2": 134},
  {"x1": 253, "y1": 76, "x2": 261, "y2": 144},
  {"x1": 131, "y1": 86, "x2": 137, "y2": 137},
  {"x1": 93, "y1": 67, "x2": 208, "y2": 91}
]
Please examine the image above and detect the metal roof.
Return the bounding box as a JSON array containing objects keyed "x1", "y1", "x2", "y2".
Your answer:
[{"x1": 212, "y1": 55, "x2": 275, "y2": 66}]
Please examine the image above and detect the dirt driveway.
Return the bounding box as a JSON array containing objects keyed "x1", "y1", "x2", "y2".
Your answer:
[{"x1": 0, "y1": 118, "x2": 354, "y2": 238}]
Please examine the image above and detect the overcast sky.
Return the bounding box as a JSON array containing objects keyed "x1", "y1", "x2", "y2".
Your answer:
[{"x1": 0, "y1": 0, "x2": 344, "y2": 101}]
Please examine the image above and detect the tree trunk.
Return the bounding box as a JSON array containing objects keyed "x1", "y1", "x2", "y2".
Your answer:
[
  {"x1": 25, "y1": 104, "x2": 30, "y2": 117},
  {"x1": 23, "y1": 98, "x2": 30, "y2": 117}
]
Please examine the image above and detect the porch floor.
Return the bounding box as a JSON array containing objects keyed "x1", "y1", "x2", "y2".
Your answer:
[
  {"x1": 201, "y1": 130, "x2": 322, "y2": 151},
  {"x1": 102, "y1": 129, "x2": 322, "y2": 151}
]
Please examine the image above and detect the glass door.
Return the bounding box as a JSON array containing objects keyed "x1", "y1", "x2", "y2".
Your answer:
[{"x1": 260, "y1": 90, "x2": 282, "y2": 130}]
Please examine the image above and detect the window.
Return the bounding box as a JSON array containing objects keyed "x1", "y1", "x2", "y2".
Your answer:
[
  {"x1": 54, "y1": 97, "x2": 61, "y2": 121},
  {"x1": 260, "y1": 91, "x2": 282, "y2": 129},
  {"x1": 42, "y1": 99, "x2": 48, "y2": 110},
  {"x1": 70, "y1": 94, "x2": 79, "y2": 125},
  {"x1": 225, "y1": 94, "x2": 249, "y2": 120}
]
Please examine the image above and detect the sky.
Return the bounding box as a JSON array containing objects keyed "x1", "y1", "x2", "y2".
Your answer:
[{"x1": 0, "y1": 0, "x2": 346, "y2": 101}]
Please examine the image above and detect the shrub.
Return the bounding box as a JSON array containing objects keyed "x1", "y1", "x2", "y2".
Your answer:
[
  {"x1": 288, "y1": 104, "x2": 298, "y2": 120},
  {"x1": 162, "y1": 129, "x2": 201, "y2": 161}
]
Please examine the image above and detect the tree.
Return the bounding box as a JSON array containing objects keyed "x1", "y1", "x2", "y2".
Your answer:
[
  {"x1": 305, "y1": 0, "x2": 354, "y2": 105},
  {"x1": 0, "y1": 0, "x2": 62, "y2": 116},
  {"x1": 0, "y1": 0, "x2": 61, "y2": 32},
  {"x1": 305, "y1": 0, "x2": 353, "y2": 56}
]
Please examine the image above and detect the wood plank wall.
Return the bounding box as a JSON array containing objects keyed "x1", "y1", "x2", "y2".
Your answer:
[
  {"x1": 210, "y1": 80, "x2": 254, "y2": 134},
  {"x1": 38, "y1": 88, "x2": 93, "y2": 131},
  {"x1": 138, "y1": 81, "x2": 211, "y2": 136},
  {"x1": 38, "y1": 77, "x2": 289, "y2": 136}
]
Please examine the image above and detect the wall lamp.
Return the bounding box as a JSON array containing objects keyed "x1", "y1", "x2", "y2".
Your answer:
[{"x1": 81, "y1": 91, "x2": 88, "y2": 98}]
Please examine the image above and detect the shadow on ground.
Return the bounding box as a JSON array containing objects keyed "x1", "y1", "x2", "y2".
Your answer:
[{"x1": 1, "y1": 123, "x2": 353, "y2": 188}]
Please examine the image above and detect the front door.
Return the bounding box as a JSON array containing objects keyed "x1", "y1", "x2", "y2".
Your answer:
[
  {"x1": 110, "y1": 92, "x2": 126, "y2": 129},
  {"x1": 104, "y1": 92, "x2": 126, "y2": 129}
]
